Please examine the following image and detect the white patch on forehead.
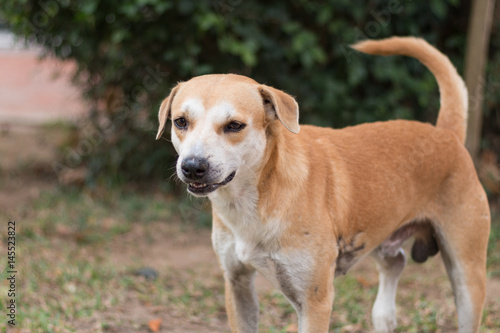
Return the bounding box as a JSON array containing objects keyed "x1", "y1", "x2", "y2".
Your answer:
[
  {"x1": 208, "y1": 101, "x2": 237, "y2": 124},
  {"x1": 181, "y1": 98, "x2": 205, "y2": 120}
]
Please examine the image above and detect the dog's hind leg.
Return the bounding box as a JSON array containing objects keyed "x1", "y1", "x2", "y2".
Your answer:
[
  {"x1": 371, "y1": 247, "x2": 406, "y2": 333},
  {"x1": 431, "y1": 177, "x2": 490, "y2": 333},
  {"x1": 434, "y1": 208, "x2": 489, "y2": 331}
]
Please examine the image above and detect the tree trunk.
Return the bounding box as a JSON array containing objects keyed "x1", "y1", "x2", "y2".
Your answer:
[{"x1": 464, "y1": 0, "x2": 496, "y2": 162}]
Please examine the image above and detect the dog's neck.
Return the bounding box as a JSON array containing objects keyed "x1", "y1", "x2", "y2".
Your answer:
[{"x1": 257, "y1": 123, "x2": 309, "y2": 218}]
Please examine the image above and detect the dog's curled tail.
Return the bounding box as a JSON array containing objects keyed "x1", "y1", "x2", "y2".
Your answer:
[{"x1": 351, "y1": 37, "x2": 468, "y2": 144}]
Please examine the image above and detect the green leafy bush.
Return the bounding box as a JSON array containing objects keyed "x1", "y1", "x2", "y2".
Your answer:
[{"x1": 2, "y1": 0, "x2": 497, "y2": 184}]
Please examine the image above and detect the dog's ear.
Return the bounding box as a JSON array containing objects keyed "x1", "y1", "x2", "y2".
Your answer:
[
  {"x1": 156, "y1": 84, "x2": 181, "y2": 140},
  {"x1": 258, "y1": 85, "x2": 300, "y2": 134}
]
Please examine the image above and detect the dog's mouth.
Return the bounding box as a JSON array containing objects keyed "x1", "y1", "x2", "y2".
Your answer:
[{"x1": 187, "y1": 171, "x2": 236, "y2": 195}]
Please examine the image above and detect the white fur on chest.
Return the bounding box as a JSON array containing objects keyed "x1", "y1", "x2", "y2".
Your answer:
[
  {"x1": 212, "y1": 188, "x2": 282, "y2": 253},
  {"x1": 210, "y1": 172, "x2": 313, "y2": 295},
  {"x1": 210, "y1": 180, "x2": 283, "y2": 270}
]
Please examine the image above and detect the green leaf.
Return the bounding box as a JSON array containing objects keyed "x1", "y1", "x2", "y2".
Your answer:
[
  {"x1": 111, "y1": 30, "x2": 129, "y2": 44},
  {"x1": 430, "y1": 0, "x2": 447, "y2": 19},
  {"x1": 79, "y1": 1, "x2": 99, "y2": 15}
]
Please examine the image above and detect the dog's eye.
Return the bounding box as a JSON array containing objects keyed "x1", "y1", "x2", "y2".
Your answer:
[
  {"x1": 174, "y1": 117, "x2": 187, "y2": 129},
  {"x1": 225, "y1": 121, "x2": 246, "y2": 133}
]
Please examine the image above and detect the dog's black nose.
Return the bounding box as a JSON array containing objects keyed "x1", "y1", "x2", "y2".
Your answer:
[{"x1": 181, "y1": 157, "x2": 209, "y2": 180}]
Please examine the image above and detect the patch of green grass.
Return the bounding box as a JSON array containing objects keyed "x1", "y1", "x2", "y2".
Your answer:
[
  {"x1": 396, "y1": 299, "x2": 440, "y2": 332},
  {"x1": 13, "y1": 247, "x2": 119, "y2": 331},
  {"x1": 20, "y1": 186, "x2": 211, "y2": 246},
  {"x1": 330, "y1": 275, "x2": 376, "y2": 331},
  {"x1": 31, "y1": 187, "x2": 172, "y2": 236},
  {"x1": 0, "y1": 188, "x2": 149, "y2": 330},
  {"x1": 259, "y1": 291, "x2": 296, "y2": 332},
  {"x1": 487, "y1": 217, "x2": 500, "y2": 277},
  {"x1": 0, "y1": 186, "x2": 220, "y2": 332},
  {"x1": 42, "y1": 120, "x2": 78, "y2": 131}
]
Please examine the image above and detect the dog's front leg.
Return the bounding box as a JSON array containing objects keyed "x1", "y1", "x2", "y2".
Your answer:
[
  {"x1": 212, "y1": 224, "x2": 259, "y2": 332},
  {"x1": 224, "y1": 264, "x2": 259, "y2": 333},
  {"x1": 272, "y1": 254, "x2": 335, "y2": 333},
  {"x1": 301, "y1": 269, "x2": 335, "y2": 332}
]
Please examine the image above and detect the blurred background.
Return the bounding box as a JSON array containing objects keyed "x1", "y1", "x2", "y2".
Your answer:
[{"x1": 0, "y1": 0, "x2": 499, "y2": 332}]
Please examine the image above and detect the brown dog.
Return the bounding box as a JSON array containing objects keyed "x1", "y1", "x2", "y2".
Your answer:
[{"x1": 156, "y1": 37, "x2": 490, "y2": 332}]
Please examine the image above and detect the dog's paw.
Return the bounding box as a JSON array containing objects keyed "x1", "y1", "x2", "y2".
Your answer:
[{"x1": 372, "y1": 308, "x2": 397, "y2": 333}]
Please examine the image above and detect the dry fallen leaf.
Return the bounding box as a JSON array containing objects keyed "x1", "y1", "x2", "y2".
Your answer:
[
  {"x1": 356, "y1": 276, "x2": 372, "y2": 288},
  {"x1": 285, "y1": 323, "x2": 298, "y2": 332},
  {"x1": 340, "y1": 323, "x2": 363, "y2": 332},
  {"x1": 148, "y1": 318, "x2": 162, "y2": 332}
]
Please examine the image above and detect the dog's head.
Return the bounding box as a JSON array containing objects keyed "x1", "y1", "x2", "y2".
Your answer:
[{"x1": 156, "y1": 74, "x2": 300, "y2": 197}]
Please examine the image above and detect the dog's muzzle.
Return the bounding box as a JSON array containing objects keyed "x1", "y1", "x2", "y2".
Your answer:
[
  {"x1": 187, "y1": 171, "x2": 236, "y2": 195},
  {"x1": 180, "y1": 157, "x2": 236, "y2": 195}
]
